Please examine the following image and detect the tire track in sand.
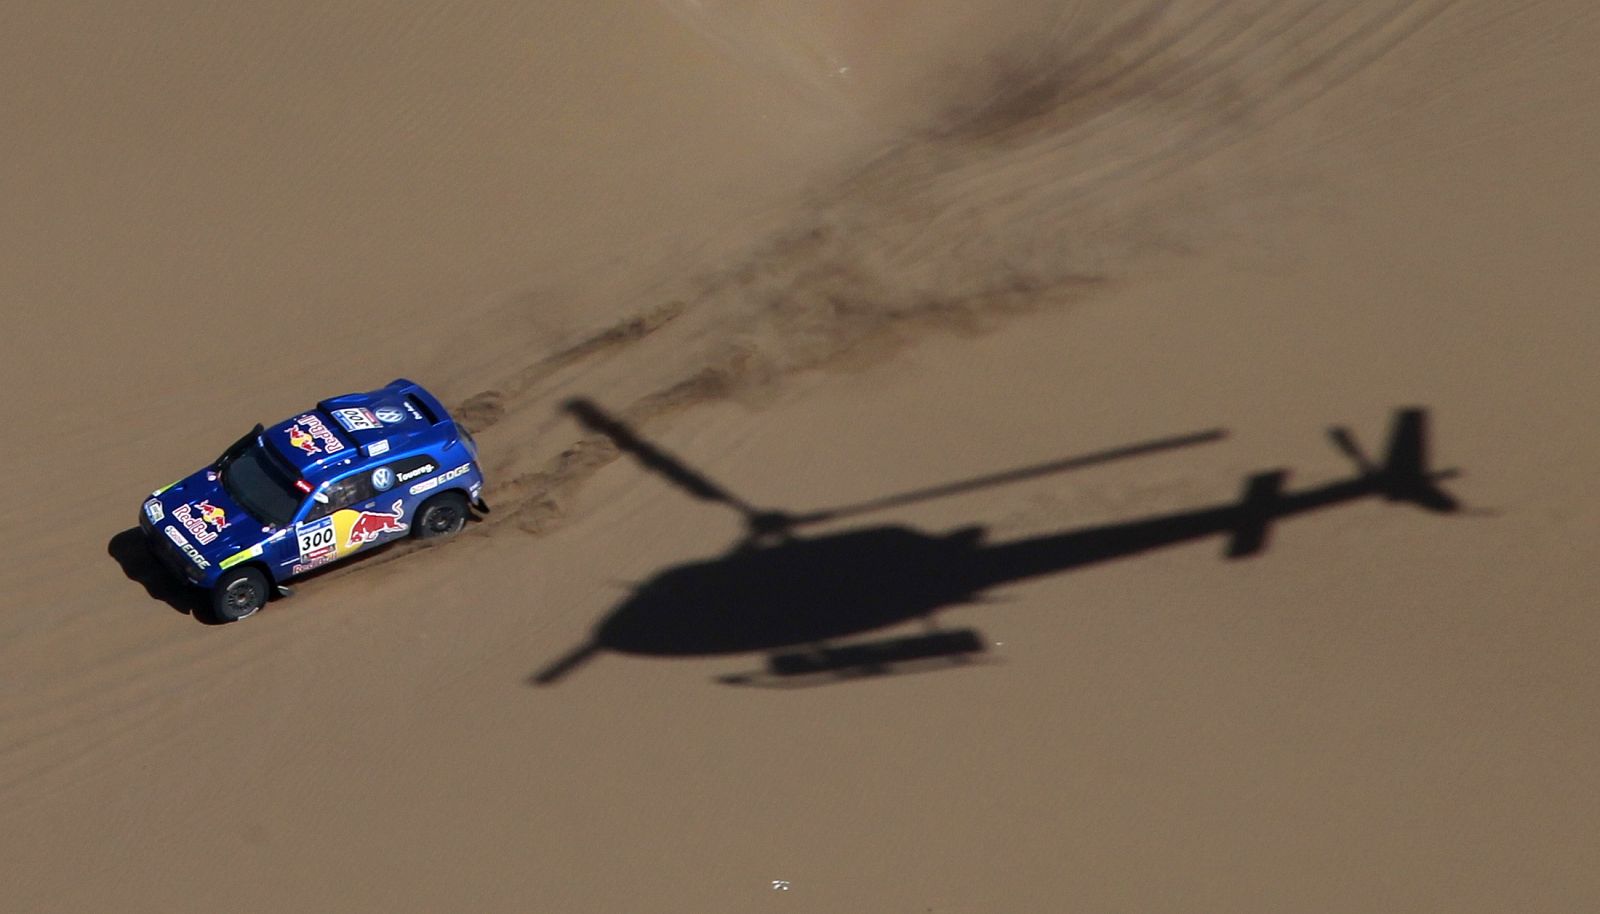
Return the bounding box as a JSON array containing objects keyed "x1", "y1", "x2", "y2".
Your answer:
[{"x1": 444, "y1": 0, "x2": 1457, "y2": 540}]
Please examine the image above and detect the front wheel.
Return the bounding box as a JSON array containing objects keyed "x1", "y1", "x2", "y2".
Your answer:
[
  {"x1": 211, "y1": 567, "x2": 269, "y2": 622},
  {"x1": 414, "y1": 491, "x2": 470, "y2": 540}
]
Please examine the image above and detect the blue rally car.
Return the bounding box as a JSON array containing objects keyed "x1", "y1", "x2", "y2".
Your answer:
[{"x1": 138, "y1": 379, "x2": 487, "y2": 621}]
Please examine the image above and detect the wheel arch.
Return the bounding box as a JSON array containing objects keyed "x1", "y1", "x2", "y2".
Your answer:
[
  {"x1": 218, "y1": 558, "x2": 279, "y2": 587},
  {"x1": 417, "y1": 486, "x2": 472, "y2": 508}
]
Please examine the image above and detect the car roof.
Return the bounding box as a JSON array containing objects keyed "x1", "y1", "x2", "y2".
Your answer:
[{"x1": 264, "y1": 378, "x2": 456, "y2": 481}]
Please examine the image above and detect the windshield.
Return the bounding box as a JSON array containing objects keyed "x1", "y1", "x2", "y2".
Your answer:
[{"x1": 219, "y1": 434, "x2": 302, "y2": 527}]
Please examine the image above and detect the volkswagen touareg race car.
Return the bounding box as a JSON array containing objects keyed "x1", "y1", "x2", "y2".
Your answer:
[{"x1": 138, "y1": 379, "x2": 487, "y2": 621}]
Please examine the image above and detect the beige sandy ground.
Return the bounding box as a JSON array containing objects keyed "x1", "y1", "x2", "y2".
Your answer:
[{"x1": 3, "y1": 1, "x2": 1598, "y2": 910}]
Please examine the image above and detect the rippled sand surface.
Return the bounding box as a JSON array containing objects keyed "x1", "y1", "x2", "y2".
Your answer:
[{"x1": 4, "y1": 2, "x2": 1598, "y2": 911}]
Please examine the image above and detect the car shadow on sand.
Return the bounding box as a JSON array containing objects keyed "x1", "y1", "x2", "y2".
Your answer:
[{"x1": 107, "y1": 528, "x2": 215, "y2": 622}]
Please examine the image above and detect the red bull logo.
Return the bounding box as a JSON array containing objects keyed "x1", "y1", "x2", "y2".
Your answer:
[
  {"x1": 287, "y1": 424, "x2": 317, "y2": 454},
  {"x1": 172, "y1": 500, "x2": 228, "y2": 544},
  {"x1": 194, "y1": 500, "x2": 228, "y2": 529},
  {"x1": 346, "y1": 499, "x2": 408, "y2": 547},
  {"x1": 285, "y1": 414, "x2": 344, "y2": 456}
]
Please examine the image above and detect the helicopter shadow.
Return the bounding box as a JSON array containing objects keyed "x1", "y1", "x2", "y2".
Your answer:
[{"x1": 531, "y1": 401, "x2": 1463, "y2": 688}]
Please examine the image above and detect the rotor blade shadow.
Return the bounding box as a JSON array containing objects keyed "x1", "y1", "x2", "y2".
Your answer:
[
  {"x1": 789, "y1": 428, "x2": 1227, "y2": 526},
  {"x1": 567, "y1": 396, "x2": 1225, "y2": 542},
  {"x1": 529, "y1": 641, "x2": 603, "y2": 686},
  {"x1": 565, "y1": 398, "x2": 764, "y2": 516}
]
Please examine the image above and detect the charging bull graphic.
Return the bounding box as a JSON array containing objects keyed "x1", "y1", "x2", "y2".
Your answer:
[
  {"x1": 172, "y1": 500, "x2": 229, "y2": 544},
  {"x1": 346, "y1": 500, "x2": 408, "y2": 547}
]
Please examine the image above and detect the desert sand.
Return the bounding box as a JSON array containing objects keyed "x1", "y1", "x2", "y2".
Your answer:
[{"x1": 3, "y1": 1, "x2": 1598, "y2": 911}]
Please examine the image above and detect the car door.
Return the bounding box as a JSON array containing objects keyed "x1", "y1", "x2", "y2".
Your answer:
[
  {"x1": 277, "y1": 469, "x2": 408, "y2": 577},
  {"x1": 336, "y1": 464, "x2": 413, "y2": 554}
]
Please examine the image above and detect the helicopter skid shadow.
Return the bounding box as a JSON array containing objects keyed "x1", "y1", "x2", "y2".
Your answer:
[{"x1": 717, "y1": 627, "x2": 994, "y2": 688}]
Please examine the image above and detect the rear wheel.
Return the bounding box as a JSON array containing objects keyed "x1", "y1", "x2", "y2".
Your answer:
[
  {"x1": 415, "y1": 491, "x2": 469, "y2": 540},
  {"x1": 211, "y1": 567, "x2": 269, "y2": 622}
]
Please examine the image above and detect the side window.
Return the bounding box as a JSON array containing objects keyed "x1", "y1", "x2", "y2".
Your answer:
[
  {"x1": 360, "y1": 455, "x2": 436, "y2": 500},
  {"x1": 303, "y1": 473, "x2": 377, "y2": 522},
  {"x1": 387, "y1": 454, "x2": 439, "y2": 490}
]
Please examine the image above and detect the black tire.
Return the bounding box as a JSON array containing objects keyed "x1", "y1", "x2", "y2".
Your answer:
[
  {"x1": 414, "y1": 491, "x2": 470, "y2": 540},
  {"x1": 211, "y1": 566, "x2": 269, "y2": 622}
]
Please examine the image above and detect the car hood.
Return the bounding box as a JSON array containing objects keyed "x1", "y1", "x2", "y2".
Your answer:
[{"x1": 144, "y1": 468, "x2": 278, "y2": 566}]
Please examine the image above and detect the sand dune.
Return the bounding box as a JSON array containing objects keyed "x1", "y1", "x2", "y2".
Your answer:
[{"x1": 4, "y1": 1, "x2": 1598, "y2": 911}]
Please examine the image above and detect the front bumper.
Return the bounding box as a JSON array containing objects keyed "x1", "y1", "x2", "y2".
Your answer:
[{"x1": 139, "y1": 508, "x2": 205, "y2": 585}]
